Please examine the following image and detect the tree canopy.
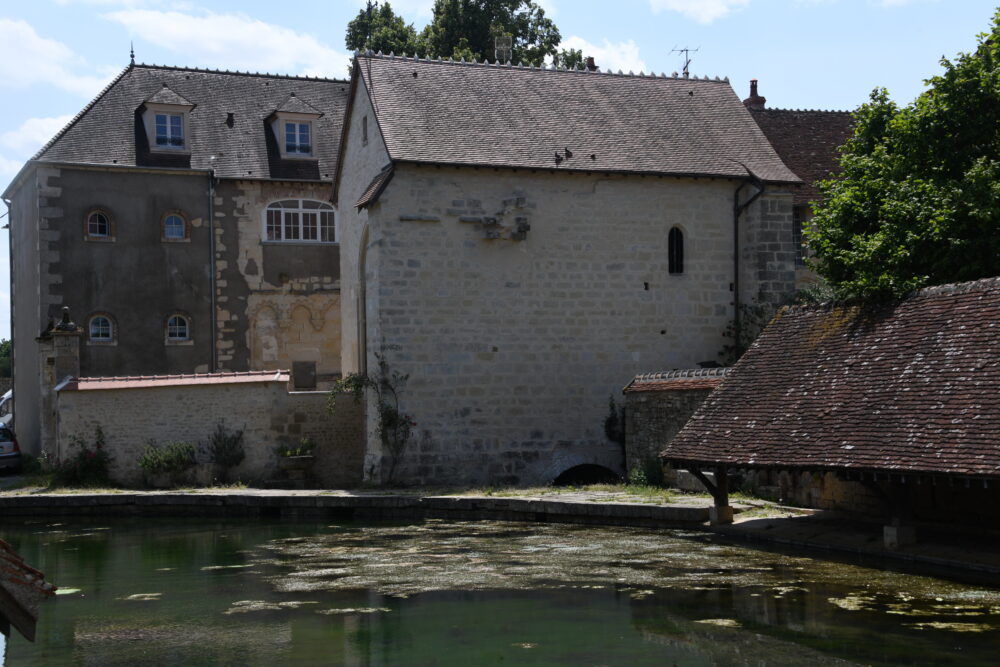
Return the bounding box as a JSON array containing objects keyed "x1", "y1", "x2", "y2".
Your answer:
[
  {"x1": 807, "y1": 10, "x2": 1000, "y2": 299},
  {"x1": 346, "y1": 0, "x2": 566, "y2": 67}
]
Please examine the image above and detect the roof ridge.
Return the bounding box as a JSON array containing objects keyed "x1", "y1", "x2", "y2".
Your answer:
[
  {"x1": 31, "y1": 63, "x2": 134, "y2": 162},
  {"x1": 753, "y1": 107, "x2": 853, "y2": 115},
  {"x1": 356, "y1": 50, "x2": 730, "y2": 83},
  {"x1": 632, "y1": 368, "x2": 733, "y2": 381},
  {"x1": 133, "y1": 62, "x2": 349, "y2": 84}
]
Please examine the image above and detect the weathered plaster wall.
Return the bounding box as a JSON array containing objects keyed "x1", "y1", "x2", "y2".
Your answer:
[
  {"x1": 625, "y1": 388, "x2": 716, "y2": 475},
  {"x1": 10, "y1": 167, "x2": 44, "y2": 454},
  {"x1": 356, "y1": 165, "x2": 795, "y2": 486},
  {"x1": 55, "y1": 382, "x2": 363, "y2": 487},
  {"x1": 214, "y1": 179, "x2": 341, "y2": 379},
  {"x1": 49, "y1": 167, "x2": 214, "y2": 375}
]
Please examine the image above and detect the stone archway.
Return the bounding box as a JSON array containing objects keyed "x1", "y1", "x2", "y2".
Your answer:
[{"x1": 552, "y1": 464, "x2": 622, "y2": 486}]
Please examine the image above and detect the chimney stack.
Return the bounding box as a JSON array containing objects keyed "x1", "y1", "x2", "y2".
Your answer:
[
  {"x1": 743, "y1": 79, "x2": 766, "y2": 111},
  {"x1": 585, "y1": 56, "x2": 597, "y2": 72}
]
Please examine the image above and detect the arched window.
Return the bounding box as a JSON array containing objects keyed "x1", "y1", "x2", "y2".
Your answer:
[
  {"x1": 668, "y1": 227, "x2": 684, "y2": 275},
  {"x1": 264, "y1": 200, "x2": 335, "y2": 243},
  {"x1": 166, "y1": 315, "x2": 190, "y2": 342},
  {"x1": 162, "y1": 212, "x2": 187, "y2": 241},
  {"x1": 85, "y1": 209, "x2": 114, "y2": 240},
  {"x1": 88, "y1": 315, "x2": 114, "y2": 342}
]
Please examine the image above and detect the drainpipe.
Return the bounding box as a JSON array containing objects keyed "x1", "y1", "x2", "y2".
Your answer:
[
  {"x1": 207, "y1": 172, "x2": 217, "y2": 371},
  {"x1": 732, "y1": 167, "x2": 765, "y2": 352},
  {"x1": 2, "y1": 196, "x2": 12, "y2": 423}
]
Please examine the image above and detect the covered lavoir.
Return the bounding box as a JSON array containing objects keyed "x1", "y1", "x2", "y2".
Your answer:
[{"x1": 661, "y1": 277, "x2": 1000, "y2": 547}]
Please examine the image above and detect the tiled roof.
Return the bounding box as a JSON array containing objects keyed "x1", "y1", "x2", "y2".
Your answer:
[
  {"x1": 662, "y1": 277, "x2": 1000, "y2": 478},
  {"x1": 31, "y1": 64, "x2": 348, "y2": 181},
  {"x1": 624, "y1": 368, "x2": 732, "y2": 393},
  {"x1": 357, "y1": 53, "x2": 801, "y2": 183},
  {"x1": 57, "y1": 370, "x2": 289, "y2": 391},
  {"x1": 749, "y1": 108, "x2": 854, "y2": 206},
  {"x1": 356, "y1": 164, "x2": 394, "y2": 209},
  {"x1": 1, "y1": 538, "x2": 56, "y2": 641}
]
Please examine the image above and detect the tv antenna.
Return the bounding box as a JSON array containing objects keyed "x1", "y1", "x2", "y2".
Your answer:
[
  {"x1": 670, "y1": 46, "x2": 699, "y2": 79},
  {"x1": 495, "y1": 35, "x2": 512, "y2": 64}
]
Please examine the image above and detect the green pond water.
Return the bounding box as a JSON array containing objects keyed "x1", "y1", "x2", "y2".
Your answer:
[{"x1": 2, "y1": 518, "x2": 1000, "y2": 665}]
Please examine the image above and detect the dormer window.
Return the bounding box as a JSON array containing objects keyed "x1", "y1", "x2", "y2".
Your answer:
[
  {"x1": 284, "y1": 121, "x2": 312, "y2": 156},
  {"x1": 155, "y1": 113, "x2": 185, "y2": 148},
  {"x1": 270, "y1": 93, "x2": 322, "y2": 160},
  {"x1": 140, "y1": 84, "x2": 195, "y2": 154}
]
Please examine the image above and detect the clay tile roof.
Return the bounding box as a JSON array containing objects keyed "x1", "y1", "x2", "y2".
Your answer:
[
  {"x1": 624, "y1": 367, "x2": 732, "y2": 393},
  {"x1": 357, "y1": 53, "x2": 801, "y2": 183},
  {"x1": 749, "y1": 108, "x2": 854, "y2": 206},
  {"x1": 275, "y1": 93, "x2": 323, "y2": 116},
  {"x1": 661, "y1": 277, "x2": 1000, "y2": 478},
  {"x1": 356, "y1": 164, "x2": 394, "y2": 209},
  {"x1": 145, "y1": 84, "x2": 194, "y2": 107},
  {"x1": 28, "y1": 64, "x2": 349, "y2": 181},
  {"x1": 57, "y1": 369, "x2": 289, "y2": 391}
]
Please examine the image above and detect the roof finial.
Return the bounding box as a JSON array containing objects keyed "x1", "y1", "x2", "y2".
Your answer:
[{"x1": 130, "y1": 41, "x2": 135, "y2": 66}]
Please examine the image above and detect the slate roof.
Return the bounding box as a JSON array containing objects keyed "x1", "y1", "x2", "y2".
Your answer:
[
  {"x1": 624, "y1": 368, "x2": 732, "y2": 393},
  {"x1": 356, "y1": 164, "x2": 394, "y2": 209},
  {"x1": 661, "y1": 277, "x2": 1000, "y2": 478},
  {"x1": 29, "y1": 64, "x2": 348, "y2": 181},
  {"x1": 355, "y1": 53, "x2": 801, "y2": 183},
  {"x1": 749, "y1": 108, "x2": 854, "y2": 206}
]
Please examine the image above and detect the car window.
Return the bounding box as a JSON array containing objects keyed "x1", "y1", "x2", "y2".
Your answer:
[{"x1": 0, "y1": 427, "x2": 12, "y2": 441}]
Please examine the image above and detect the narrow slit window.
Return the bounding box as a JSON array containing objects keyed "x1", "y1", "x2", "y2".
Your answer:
[{"x1": 668, "y1": 227, "x2": 684, "y2": 275}]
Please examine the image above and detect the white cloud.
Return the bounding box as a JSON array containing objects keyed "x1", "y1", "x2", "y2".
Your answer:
[
  {"x1": 648, "y1": 0, "x2": 750, "y2": 23},
  {"x1": 559, "y1": 36, "x2": 646, "y2": 74},
  {"x1": 106, "y1": 10, "x2": 351, "y2": 78},
  {"x1": 0, "y1": 20, "x2": 115, "y2": 96},
  {"x1": 0, "y1": 116, "x2": 75, "y2": 156}
]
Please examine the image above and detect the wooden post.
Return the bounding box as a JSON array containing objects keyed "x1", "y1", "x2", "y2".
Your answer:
[{"x1": 710, "y1": 464, "x2": 733, "y2": 524}]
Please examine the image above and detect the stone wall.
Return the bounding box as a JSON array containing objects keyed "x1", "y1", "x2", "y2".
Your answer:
[
  {"x1": 55, "y1": 379, "x2": 363, "y2": 488},
  {"x1": 625, "y1": 386, "x2": 717, "y2": 475}
]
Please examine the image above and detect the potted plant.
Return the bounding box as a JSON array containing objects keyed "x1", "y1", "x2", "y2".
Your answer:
[{"x1": 276, "y1": 437, "x2": 316, "y2": 478}]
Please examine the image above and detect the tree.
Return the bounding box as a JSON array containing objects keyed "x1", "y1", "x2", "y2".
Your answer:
[
  {"x1": 346, "y1": 1, "x2": 424, "y2": 56},
  {"x1": 420, "y1": 0, "x2": 561, "y2": 65},
  {"x1": 0, "y1": 339, "x2": 9, "y2": 378},
  {"x1": 553, "y1": 47, "x2": 585, "y2": 70},
  {"x1": 807, "y1": 11, "x2": 1000, "y2": 299}
]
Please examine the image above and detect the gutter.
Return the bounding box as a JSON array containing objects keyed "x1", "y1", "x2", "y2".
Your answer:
[{"x1": 732, "y1": 167, "x2": 765, "y2": 349}]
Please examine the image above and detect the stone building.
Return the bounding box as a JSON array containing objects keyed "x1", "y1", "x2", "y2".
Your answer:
[
  {"x1": 334, "y1": 53, "x2": 802, "y2": 486},
  {"x1": 2, "y1": 63, "x2": 349, "y2": 453}
]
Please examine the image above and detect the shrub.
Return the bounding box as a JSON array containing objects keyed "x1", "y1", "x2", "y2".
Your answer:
[
  {"x1": 139, "y1": 441, "x2": 196, "y2": 477},
  {"x1": 209, "y1": 422, "x2": 245, "y2": 477},
  {"x1": 52, "y1": 426, "x2": 112, "y2": 487},
  {"x1": 276, "y1": 437, "x2": 315, "y2": 458}
]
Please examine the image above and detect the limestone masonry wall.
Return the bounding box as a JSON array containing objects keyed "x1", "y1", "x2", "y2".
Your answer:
[
  {"x1": 625, "y1": 387, "x2": 716, "y2": 475},
  {"x1": 55, "y1": 381, "x2": 363, "y2": 487}
]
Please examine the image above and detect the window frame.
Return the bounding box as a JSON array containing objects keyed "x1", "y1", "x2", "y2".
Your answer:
[
  {"x1": 668, "y1": 226, "x2": 685, "y2": 275},
  {"x1": 84, "y1": 208, "x2": 116, "y2": 242},
  {"x1": 262, "y1": 199, "x2": 336, "y2": 244},
  {"x1": 271, "y1": 111, "x2": 320, "y2": 160},
  {"x1": 161, "y1": 210, "x2": 190, "y2": 242},
  {"x1": 165, "y1": 314, "x2": 193, "y2": 345},
  {"x1": 142, "y1": 102, "x2": 193, "y2": 155},
  {"x1": 284, "y1": 120, "x2": 313, "y2": 156},
  {"x1": 87, "y1": 313, "x2": 116, "y2": 345}
]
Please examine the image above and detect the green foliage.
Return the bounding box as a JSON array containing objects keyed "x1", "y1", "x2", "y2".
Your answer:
[
  {"x1": 603, "y1": 395, "x2": 625, "y2": 445},
  {"x1": 208, "y1": 422, "x2": 245, "y2": 471},
  {"x1": 0, "y1": 339, "x2": 10, "y2": 378},
  {"x1": 346, "y1": 1, "x2": 423, "y2": 56},
  {"x1": 808, "y1": 11, "x2": 1000, "y2": 299},
  {"x1": 138, "y1": 441, "x2": 196, "y2": 476},
  {"x1": 276, "y1": 437, "x2": 316, "y2": 458},
  {"x1": 331, "y1": 347, "x2": 414, "y2": 484},
  {"x1": 52, "y1": 426, "x2": 112, "y2": 487},
  {"x1": 421, "y1": 0, "x2": 561, "y2": 65},
  {"x1": 719, "y1": 295, "x2": 777, "y2": 365},
  {"x1": 553, "y1": 47, "x2": 584, "y2": 70}
]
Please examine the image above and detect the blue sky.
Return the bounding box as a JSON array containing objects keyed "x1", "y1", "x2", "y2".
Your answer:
[{"x1": 0, "y1": 0, "x2": 997, "y2": 339}]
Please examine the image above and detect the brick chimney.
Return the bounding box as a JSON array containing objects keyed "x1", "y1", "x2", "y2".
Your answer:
[
  {"x1": 585, "y1": 56, "x2": 597, "y2": 72},
  {"x1": 743, "y1": 79, "x2": 766, "y2": 111}
]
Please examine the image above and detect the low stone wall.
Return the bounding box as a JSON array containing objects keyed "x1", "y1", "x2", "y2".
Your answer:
[{"x1": 55, "y1": 381, "x2": 363, "y2": 487}]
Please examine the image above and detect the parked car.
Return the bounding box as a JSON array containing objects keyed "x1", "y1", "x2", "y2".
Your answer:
[
  {"x1": 0, "y1": 423, "x2": 20, "y2": 473},
  {"x1": 0, "y1": 389, "x2": 11, "y2": 426}
]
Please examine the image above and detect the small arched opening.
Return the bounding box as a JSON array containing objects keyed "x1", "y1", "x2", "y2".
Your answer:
[{"x1": 552, "y1": 464, "x2": 622, "y2": 486}]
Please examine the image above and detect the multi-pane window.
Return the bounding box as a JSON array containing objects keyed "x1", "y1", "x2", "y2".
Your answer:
[
  {"x1": 155, "y1": 113, "x2": 184, "y2": 148},
  {"x1": 668, "y1": 227, "x2": 684, "y2": 275},
  {"x1": 87, "y1": 211, "x2": 111, "y2": 238},
  {"x1": 264, "y1": 200, "x2": 335, "y2": 243},
  {"x1": 89, "y1": 315, "x2": 113, "y2": 342},
  {"x1": 163, "y1": 214, "x2": 186, "y2": 240},
  {"x1": 285, "y1": 122, "x2": 311, "y2": 155},
  {"x1": 166, "y1": 315, "x2": 190, "y2": 341}
]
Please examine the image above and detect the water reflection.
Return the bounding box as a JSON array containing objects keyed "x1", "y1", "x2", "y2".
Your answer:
[{"x1": 1, "y1": 518, "x2": 998, "y2": 665}]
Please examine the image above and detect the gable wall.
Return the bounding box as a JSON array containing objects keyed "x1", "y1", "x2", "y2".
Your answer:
[{"x1": 362, "y1": 165, "x2": 794, "y2": 485}]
